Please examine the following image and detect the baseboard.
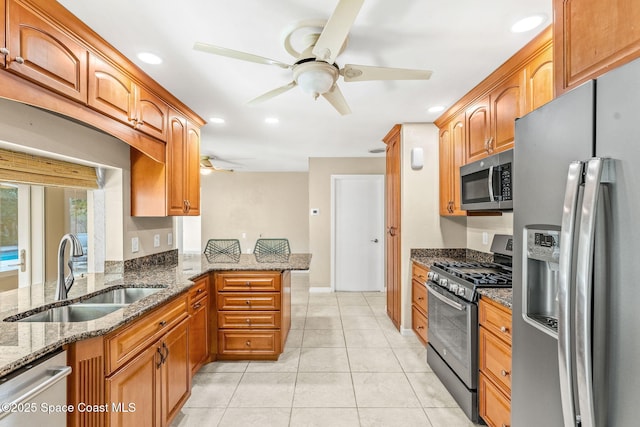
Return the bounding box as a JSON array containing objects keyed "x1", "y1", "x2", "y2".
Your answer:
[
  {"x1": 400, "y1": 326, "x2": 415, "y2": 336},
  {"x1": 308, "y1": 287, "x2": 332, "y2": 293}
]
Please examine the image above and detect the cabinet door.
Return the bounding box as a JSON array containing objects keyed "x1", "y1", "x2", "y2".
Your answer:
[
  {"x1": 490, "y1": 73, "x2": 522, "y2": 154},
  {"x1": 106, "y1": 344, "x2": 161, "y2": 427},
  {"x1": 449, "y1": 114, "x2": 466, "y2": 215},
  {"x1": 167, "y1": 112, "x2": 187, "y2": 215},
  {"x1": 438, "y1": 126, "x2": 452, "y2": 215},
  {"x1": 6, "y1": 0, "x2": 87, "y2": 102},
  {"x1": 1, "y1": 0, "x2": 6, "y2": 68},
  {"x1": 136, "y1": 85, "x2": 169, "y2": 141},
  {"x1": 384, "y1": 126, "x2": 401, "y2": 330},
  {"x1": 161, "y1": 318, "x2": 190, "y2": 426},
  {"x1": 184, "y1": 122, "x2": 201, "y2": 215},
  {"x1": 525, "y1": 44, "x2": 554, "y2": 113},
  {"x1": 466, "y1": 96, "x2": 491, "y2": 163},
  {"x1": 88, "y1": 53, "x2": 134, "y2": 125},
  {"x1": 189, "y1": 295, "x2": 209, "y2": 375},
  {"x1": 554, "y1": 0, "x2": 640, "y2": 94}
]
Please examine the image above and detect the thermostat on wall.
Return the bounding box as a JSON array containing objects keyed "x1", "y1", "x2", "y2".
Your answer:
[{"x1": 411, "y1": 147, "x2": 424, "y2": 170}]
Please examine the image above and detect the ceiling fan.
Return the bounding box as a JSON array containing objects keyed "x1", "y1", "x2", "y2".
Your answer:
[
  {"x1": 193, "y1": 0, "x2": 432, "y2": 115},
  {"x1": 199, "y1": 155, "x2": 234, "y2": 174}
]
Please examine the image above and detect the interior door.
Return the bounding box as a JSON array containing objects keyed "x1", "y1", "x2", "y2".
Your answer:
[{"x1": 333, "y1": 175, "x2": 384, "y2": 292}]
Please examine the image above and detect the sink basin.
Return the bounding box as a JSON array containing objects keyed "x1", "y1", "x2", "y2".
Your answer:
[
  {"x1": 79, "y1": 287, "x2": 163, "y2": 305},
  {"x1": 14, "y1": 304, "x2": 124, "y2": 322}
]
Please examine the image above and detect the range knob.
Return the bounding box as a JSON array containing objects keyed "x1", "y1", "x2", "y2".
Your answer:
[
  {"x1": 450, "y1": 283, "x2": 459, "y2": 293},
  {"x1": 439, "y1": 278, "x2": 448, "y2": 288},
  {"x1": 456, "y1": 287, "x2": 466, "y2": 297},
  {"x1": 431, "y1": 272, "x2": 439, "y2": 282}
]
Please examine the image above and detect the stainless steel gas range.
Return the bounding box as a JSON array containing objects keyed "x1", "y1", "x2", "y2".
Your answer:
[{"x1": 426, "y1": 235, "x2": 513, "y2": 423}]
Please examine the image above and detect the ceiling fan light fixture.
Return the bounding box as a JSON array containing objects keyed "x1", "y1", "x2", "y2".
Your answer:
[
  {"x1": 294, "y1": 62, "x2": 338, "y2": 99},
  {"x1": 200, "y1": 167, "x2": 213, "y2": 176}
]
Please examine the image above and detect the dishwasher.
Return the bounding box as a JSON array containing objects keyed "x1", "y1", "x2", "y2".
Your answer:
[{"x1": 0, "y1": 350, "x2": 71, "y2": 426}]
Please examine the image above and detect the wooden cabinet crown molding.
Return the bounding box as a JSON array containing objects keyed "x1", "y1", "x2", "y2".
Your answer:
[{"x1": 434, "y1": 25, "x2": 552, "y2": 128}]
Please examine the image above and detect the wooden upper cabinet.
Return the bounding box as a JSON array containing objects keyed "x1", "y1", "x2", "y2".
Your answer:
[
  {"x1": 166, "y1": 110, "x2": 200, "y2": 216},
  {"x1": 1, "y1": 0, "x2": 6, "y2": 68},
  {"x1": 465, "y1": 96, "x2": 491, "y2": 164},
  {"x1": 554, "y1": 0, "x2": 640, "y2": 94},
  {"x1": 438, "y1": 127, "x2": 452, "y2": 216},
  {"x1": 525, "y1": 44, "x2": 554, "y2": 112},
  {"x1": 450, "y1": 115, "x2": 465, "y2": 215},
  {"x1": 490, "y1": 73, "x2": 522, "y2": 155},
  {"x1": 136, "y1": 85, "x2": 169, "y2": 141},
  {"x1": 5, "y1": 0, "x2": 88, "y2": 102},
  {"x1": 88, "y1": 53, "x2": 134, "y2": 125}
]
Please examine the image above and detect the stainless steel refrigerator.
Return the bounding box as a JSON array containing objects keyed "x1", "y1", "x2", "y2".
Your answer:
[{"x1": 512, "y1": 57, "x2": 640, "y2": 426}]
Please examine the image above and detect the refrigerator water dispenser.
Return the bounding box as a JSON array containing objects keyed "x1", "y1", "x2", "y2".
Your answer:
[{"x1": 522, "y1": 225, "x2": 560, "y2": 338}]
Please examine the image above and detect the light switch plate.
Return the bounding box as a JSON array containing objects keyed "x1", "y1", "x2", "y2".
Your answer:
[
  {"x1": 482, "y1": 232, "x2": 489, "y2": 245},
  {"x1": 154, "y1": 234, "x2": 160, "y2": 248},
  {"x1": 310, "y1": 208, "x2": 320, "y2": 216},
  {"x1": 131, "y1": 237, "x2": 139, "y2": 253},
  {"x1": 168, "y1": 233, "x2": 173, "y2": 246}
]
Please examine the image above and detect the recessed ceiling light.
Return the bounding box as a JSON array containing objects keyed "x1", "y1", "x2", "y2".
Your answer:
[
  {"x1": 264, "y1": 117, "x2": 279, "y2": 125},
  {"x1": 511, "y1": 15, "x2": 546, "y2": 33},
  {"x1": 209, "y1": 117, "x2": 226, "y2": 124},
  {"x1": 428, "y1": 105, "x2": 446, "y2": 113},
  {"x1": 137, "y1": 52, "x2": 163, "y2": 65}
]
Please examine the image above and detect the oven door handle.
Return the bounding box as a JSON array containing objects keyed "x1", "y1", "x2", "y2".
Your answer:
[{"x1": 426, "y1": 284, "x2": 466, "y2": 311}]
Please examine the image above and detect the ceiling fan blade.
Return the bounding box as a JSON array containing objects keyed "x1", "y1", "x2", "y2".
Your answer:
[
  {"x1": 322, "y1": 84, "x2": 352, "y2": 115},
  {"x1": 199, "y1": 156, "x2": 214, "y2": 168},
  {"x1": 312, "y1": 0, "x2": 364, "y2": 64},
  {"x1": 193, "y1": 42, "x2": 291, "y2": 69},
  {"x1": 247, "y1": 81, "x2": 297, "y2": 105},
  {"x1": 341, "y1": 64, "x2": 433, "y2": 82}
]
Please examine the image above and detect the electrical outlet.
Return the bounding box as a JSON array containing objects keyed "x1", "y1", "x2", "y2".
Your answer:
[
  {"x1": 482, "y1": 232, "x2": 489, "y2": 245},
  {"x1": 167, "y1": 232, "x2": 173, "y2": 246},
  {"x1": 131, "y1": 237, "x2": 139, "y2": 253},
  {"x1": 154, "y1": 234, "x2": 160, "y2": 248},
  {"x1": 241, "y1": 232, "x2": 247, "y2": 239}
]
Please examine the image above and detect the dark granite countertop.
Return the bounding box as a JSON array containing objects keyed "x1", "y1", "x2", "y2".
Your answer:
[
  {"x1": 0, "y1": 253, "x2": 311, "y2": 377},
  {"x1": 410, "y1": 248, "x2": 512, "y2": 309}
]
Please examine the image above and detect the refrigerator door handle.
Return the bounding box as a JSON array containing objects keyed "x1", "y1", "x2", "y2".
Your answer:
[
  {"x1": 558, "y1": 160, "x2": 583, "y2": 427},
  {"x1": 575, "y1": 158, "x2": 614, "y2": 427},
  {"x1": 488, "y1": 165, "x2": 495, "y2": 202}
]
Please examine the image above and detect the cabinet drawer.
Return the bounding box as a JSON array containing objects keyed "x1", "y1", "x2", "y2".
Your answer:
[
  {"x1": 479, "y1": 372, "x2": 511, "y2": 427},
  {"x1": 217, "y1": 293, "x2": 281, "y2": 311},
  {"x1": 218, "y1": 311, "x2": 280, "y2": 329},
  {"x1": 105, "y1": 295, "x2": 188, "y2": 374},
  {"x1": 412, "y1": 262, "x2": 429, "y2": 283},
  {"x1": 411, "y1": 280, "x2": 428, "y2": 314},
  {"x1": 479, "y1": 298, "x2": 512, "y2": 345},
  {"x1": 411, "y1": 305, "x2": 428, "y2": 345},
  {"x1": 188, "y1": 277, "x2": 208, "y2": 302},
  {"x1": 479, "y1": 326, "x2": 512, "y2": 393},
  {"x1": 218, "y1": 331, "x2": 281, "y2": 355},
  {"x1": 215, "y1": 271, "x2": 281, "y2": 292}
]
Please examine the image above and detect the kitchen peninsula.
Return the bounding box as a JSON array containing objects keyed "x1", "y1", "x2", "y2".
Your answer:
[{"x1": 0, "y1": 252, "x2": 310, "y2": 426}]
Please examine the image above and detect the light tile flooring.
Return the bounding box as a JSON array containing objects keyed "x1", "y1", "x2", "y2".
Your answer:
[{"x1": 172, "y1": 276, "x2": 479, "y2": 427}]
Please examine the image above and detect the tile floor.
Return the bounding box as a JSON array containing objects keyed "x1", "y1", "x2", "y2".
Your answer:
[{"x1": 171, "y1": 275, "x2": 480, "y2": 427}]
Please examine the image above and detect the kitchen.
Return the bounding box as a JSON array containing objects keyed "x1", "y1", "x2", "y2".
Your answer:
[{"x1": 0, "y1": 0, "x2": 637, "y2": 426}]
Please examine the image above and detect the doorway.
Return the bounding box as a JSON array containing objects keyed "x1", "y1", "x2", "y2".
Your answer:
[{"x1": 332, "y1": 175, "x2": 384, "y2": 292}]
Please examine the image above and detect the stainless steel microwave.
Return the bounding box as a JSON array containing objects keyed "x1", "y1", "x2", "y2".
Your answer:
[{"x1": 460, "y1": 149, "x2": 513, "y2": 211}]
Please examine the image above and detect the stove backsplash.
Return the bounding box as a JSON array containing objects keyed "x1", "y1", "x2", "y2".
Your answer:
[{"x1": 410, "y1": 248, "x2": 494, "y2": 264}]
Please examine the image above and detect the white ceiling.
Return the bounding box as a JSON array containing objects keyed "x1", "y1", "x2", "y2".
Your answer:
[{"x1": 58, "y1": 0, "x2": 551, "y2": 172}]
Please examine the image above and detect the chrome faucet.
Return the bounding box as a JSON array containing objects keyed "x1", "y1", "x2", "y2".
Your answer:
[{"x1": 55, "y1": 233, "x2": 85, "y2": 301}]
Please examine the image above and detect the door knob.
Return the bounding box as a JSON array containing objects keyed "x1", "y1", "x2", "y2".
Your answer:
[{"x1": 371, "y1": 239, "x2": 379, "y2": 243}]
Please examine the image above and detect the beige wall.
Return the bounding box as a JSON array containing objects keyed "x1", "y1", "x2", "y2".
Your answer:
[
  {"x1": 467, "y1": 213, "x2": 514, "y2": 252},
  {"x1": 199, "y1": 172, "x2": 309, "y2": 255},
  {"x1": 308, "y1": 157, "x2": 386, "y2": 287},
  {"x1": 399, "y1": 123, "x2": 467, "y2": 329},
  {"x1": 0, "y1": 98, "x2": 173, "y2": 265}
]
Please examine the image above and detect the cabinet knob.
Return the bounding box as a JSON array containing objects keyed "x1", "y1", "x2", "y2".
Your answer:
[
  {"x1": 245, "y1": 300, "x2": 251, "y2": 305},
  {"x1": 500, "y1": 326, "x2": 509, "y2": 333},
  {"x1": 197, "y1": 288, "x2": 204, "y2": 293},
  {"x1": 417, "y1": 326, "x2": 424, "y2": 330},
  {"x1": 0, "y1": 48, "x2": 8, "y2": 56},
  {"x1": 159, "y1": 320, "x2": 167, "y2": 327},
  {"x1": 501, "y1": 369, "x2": 510, "y2": 377},
  {"x1": 245, "y1": 281, "x2": 251, "y2": 286},
  {"x1": 245, "y1": 340, "x2": 251, "y2": 347},
  {"x1": 245, "y1": 318, "x2": 251, "y2": 324},
  {"x1": 502, "y1": 424, "x2": 510, "y2": 427},
  {"x1": 193, "y1": 303, "x2": 201, "y2": 309},
  {"x1": 14, "y1": 56, "x2": 24, "y2": 64}
]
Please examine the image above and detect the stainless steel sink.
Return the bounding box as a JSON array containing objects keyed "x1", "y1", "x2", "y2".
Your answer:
[
  {"x1": 14, "y1": 304, "x2": 125, "y2": 322},
  {"x1": 78, "y1": 287, "x2": 163, "y2": 305}
]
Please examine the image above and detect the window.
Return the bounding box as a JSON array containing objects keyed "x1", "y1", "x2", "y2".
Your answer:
[{"x1": 0, "y1": 185, "x2": 18, "y2": 272}]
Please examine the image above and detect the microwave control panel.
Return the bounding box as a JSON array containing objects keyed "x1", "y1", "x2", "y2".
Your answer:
[{"x1": 500, "y1": 164, "x2": 512, "y2": 201}]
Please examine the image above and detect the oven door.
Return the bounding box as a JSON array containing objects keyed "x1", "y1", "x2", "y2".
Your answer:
[{"x1": 426, "y1": 283, "x2": 477, "y2": 389}]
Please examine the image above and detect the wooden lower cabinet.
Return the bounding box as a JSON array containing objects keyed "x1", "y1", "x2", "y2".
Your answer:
[
  {"x1": 188, "y1": 276, "x2": 210, "y2": 376},
  {"x1": 478, "y1": 297, "x2": 512, "y2": 427},
  {"x1": 411, "y1": 262, "x2": 429, "y2": 345},
  {"x1": 214, "y1": 270, "x2": 290, "y2": 360},
  {"x1": 68, "y1": 294, "x2": 192, "y2": 427}
]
